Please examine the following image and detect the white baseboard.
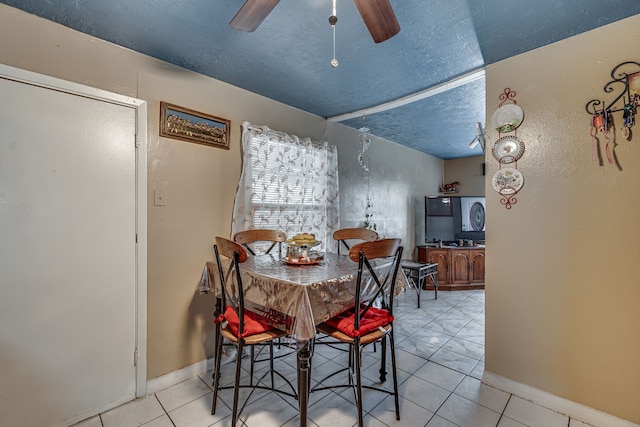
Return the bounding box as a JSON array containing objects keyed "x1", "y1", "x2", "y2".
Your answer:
[
  {"x1": 146, "y1": 357, "x2": 215, "y2": 395},
  {"x1": 482, "y1": 371, "x2": 639, "y2": 427}
]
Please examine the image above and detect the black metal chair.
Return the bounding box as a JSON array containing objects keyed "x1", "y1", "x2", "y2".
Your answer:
[
  {"x1": 333, "y1": 227, "x2": 378, "y2": 254},
  {"x1": 312, "y1": 238, "x2": 403, "y2": 427},
  {"x1": 233, "y1": 229, "x2": 293, "y2": 353},
  {"x1": 233, "y1": 229, "x2": 287, "y2": 256},
  {"x1": 211, "y1": 236, "x2": 297, "y2": 426}
]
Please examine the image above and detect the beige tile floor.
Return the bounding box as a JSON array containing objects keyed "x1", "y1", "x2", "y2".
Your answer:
[{"x1": 74, "y1": 289, "x2": 597, "y2": 427}]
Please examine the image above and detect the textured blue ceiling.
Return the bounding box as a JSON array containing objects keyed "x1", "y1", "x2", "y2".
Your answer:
[
  {"x1": 341, "y1": 77, "x2": 487, "y2": 159},
  {"x1": 2, "y1": 0, "x2": 638, "y2": 159}
]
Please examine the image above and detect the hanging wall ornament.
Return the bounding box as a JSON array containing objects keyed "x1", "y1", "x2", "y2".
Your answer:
[
  {"x1": 491, "y1": 103, "x2": 524, "y2": 133},
  {"x1": 491, "y1": 88, "x2": 526, "y2": 210},
  {"x1": 357, "y1": 116, "x2": 371, "y2": 172},
  {"x1": 491, "y1": 168, "x2": 523, "y2": 209},
  {"x1": 622, "y1": 102, "x2": 636, "y2": 140},
  {"x1": 585, "y1": 61, "x2": 640, "y2": 165},
  {"x1": 492, "y1": 135, "x2": 525, "y2": 164}
]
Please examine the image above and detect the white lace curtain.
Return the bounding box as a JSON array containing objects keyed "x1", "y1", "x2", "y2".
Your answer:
[{"x1": 231, "y1": 122, "x2": 340, "y2": 252}]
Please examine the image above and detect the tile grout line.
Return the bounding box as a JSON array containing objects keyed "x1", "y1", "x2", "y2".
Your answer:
[
  {"x1": 153, "y1": 393, "x2": 177, "y2": 427},
  {"x1": 495, "y1": 393, "x2": 514, "y2": 426}
]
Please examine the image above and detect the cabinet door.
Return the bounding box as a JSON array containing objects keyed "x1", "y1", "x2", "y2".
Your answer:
[
  {"x1": 451, "y1": 250, "x2": 471, "y2": 284},
  {"x1": 470, "y1": 249, "x2": 485, "y2": 283},
  {"x1": 426, "y1": 249, "x2": 450, "y2": 284}
]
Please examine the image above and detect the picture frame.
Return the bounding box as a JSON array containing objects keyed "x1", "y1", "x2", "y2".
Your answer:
[{"x1": 160, "y1": 101, "x2": 230, "y2": 149}]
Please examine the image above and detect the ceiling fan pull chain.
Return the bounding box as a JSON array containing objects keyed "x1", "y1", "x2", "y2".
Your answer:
[
  {"x1": 330, "y1": 0, "x2": 339, "y2": 68},
  {"x1": 331, "y1": 25, "x2": 338, "y2": 68}
]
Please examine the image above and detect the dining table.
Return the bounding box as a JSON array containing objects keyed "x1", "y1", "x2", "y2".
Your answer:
[{"x1": 199, "y1": 251, "x2": 403, "y2": 427}]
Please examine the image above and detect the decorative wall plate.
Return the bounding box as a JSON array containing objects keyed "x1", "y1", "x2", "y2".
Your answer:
[
  {"x1": 492, "y1": 135, "x2": 525, "y2": 164},
  {"x1": 491, "y1": 104, "x2": 524, "y2": 132},
  {"x1": 491, "y1": 168, "x2": 524, "y2": 195}
]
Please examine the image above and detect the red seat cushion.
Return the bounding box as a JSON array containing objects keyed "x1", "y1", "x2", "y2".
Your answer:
[
  {"x1": 325, "y1": 305, "x2": 393, "y2": 337},
  {"x1": 215, "y1": 305, "x2": 273, "y2": 338}
]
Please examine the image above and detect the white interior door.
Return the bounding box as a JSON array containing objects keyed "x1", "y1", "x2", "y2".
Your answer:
[{"x1": 0, "y1": 72, "x2": 139, "y2": 426}]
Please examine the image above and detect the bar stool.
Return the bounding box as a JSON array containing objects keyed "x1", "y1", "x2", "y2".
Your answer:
[{"x1": 401, "y1": 260, "x2": 438, "y2": 308}]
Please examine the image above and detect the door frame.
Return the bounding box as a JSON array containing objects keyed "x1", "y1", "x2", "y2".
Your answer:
[{"x1": 0, "y1": 63, "x2": 148, "y2": 398}]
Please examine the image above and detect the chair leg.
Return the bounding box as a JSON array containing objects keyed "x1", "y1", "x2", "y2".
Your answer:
[
  {"x1": 354, "y1": 340, "x2": 364, "y2": 427},
  {"x1": 389, "y1": 330, "x2": 400, "y2": 421},
  {"x1": 250, "y1": 346, "x2": 255, "y2": 386},
  {"x1": 269, "y1": 341, "x2": 275, "y2": 388},
  {"x1": 379, "y1": 335, "x2": 387, "y2": 383},
  {"x1": 232, "y1": 340, "x2": 244, "y2": 427},
  {"x1": 211, "y1": 325, "x2": 223, "y2": 415},
  {"x1": 348, "y1": 343, "x2": 354, "y2": 386}
]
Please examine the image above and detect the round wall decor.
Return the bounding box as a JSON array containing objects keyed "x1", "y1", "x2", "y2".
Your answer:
[
  {"x1": 491, "y1": 167, "x2": 524, "y2": 195},
  {"x1": 491, "y1": 104, "x2": 524, "y2": 133},
  {"x1": 492, "y1": 135, "x2": 525, "y2": 164}
]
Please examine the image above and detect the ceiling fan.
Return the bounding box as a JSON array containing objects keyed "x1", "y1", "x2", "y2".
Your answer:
[{"x1": 229, "y1": 0, "x2": 401, "y2": 43}]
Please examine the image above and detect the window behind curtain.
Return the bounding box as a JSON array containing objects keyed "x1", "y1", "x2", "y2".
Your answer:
[{"x1": 231, "y1": 122, "x2": 340, "y2": 252}]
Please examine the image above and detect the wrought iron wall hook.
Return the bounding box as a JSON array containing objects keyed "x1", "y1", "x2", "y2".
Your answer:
[
  {"x1": 585, "y1": 61, "x2": 640, "y2": 115},
  {"x1": 586, "y1": 61, "x2": 639, "y2": 163},
  {"x1": 498, "y1": 88, "x2": 517, "y2": 107}
]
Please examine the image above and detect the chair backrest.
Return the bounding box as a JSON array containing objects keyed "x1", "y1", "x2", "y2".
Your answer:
[
  {"x1": 349, "y1": 238, "x2": 403, "y2": 322},
  {"x1": 214, "y1": 236, "x2": 249, "y2": 334},
  {"x1": 333, "y1": 227, "x2": 379, "y2": 254},
  {"x1": 233, "y1": 229, "x2": 287, "y2": 256}
]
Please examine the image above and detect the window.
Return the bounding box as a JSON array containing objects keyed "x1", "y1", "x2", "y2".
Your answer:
[{"x1": 231, "y1": 122, "x2": 340, "y2": 251}]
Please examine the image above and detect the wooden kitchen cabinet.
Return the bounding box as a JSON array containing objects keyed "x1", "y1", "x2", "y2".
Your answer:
[
  {"x1": 469, "y1": 249, "x2": 485, "y2": 284},
  {"x1": 417, "y1": 246, "x2": 485, "y2": 291},
  {"x1": 451, "y1": 250, "x2": 471, "y2": 284},
  {"x1": 419, "y1": 247, "x2": 449, "y2": 286}
]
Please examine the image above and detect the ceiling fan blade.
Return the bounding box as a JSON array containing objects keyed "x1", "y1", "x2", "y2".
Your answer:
[
  {"x1": 353, "y1": 0, "x2": 400, "y2": 43},
  {"x1": 229, "y1": 0, "x2": 280, "y2": 32}
]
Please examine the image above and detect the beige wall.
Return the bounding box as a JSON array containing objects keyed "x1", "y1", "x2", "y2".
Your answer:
[
  {"x1": 485, "y1": 15, "x2": 640, "y2": 424},
  {"x1": 327, "y1": 123, "x2": 443, "y2": 257},
  {"x1": 0, "y1": 4, "x2": 439, "y2": 381},
  {"x1": 445, "y1": 155, "x2": 485, "y2": 196},
  {"x1": 0, "y1": 5, "x2": 326, "y2": 379}
]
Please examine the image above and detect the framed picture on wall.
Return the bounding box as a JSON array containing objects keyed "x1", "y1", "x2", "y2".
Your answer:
[{"x1": 160, "y1": 102, "x2": 230, "y2": 149}]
